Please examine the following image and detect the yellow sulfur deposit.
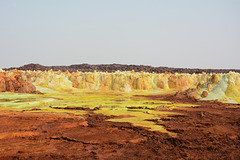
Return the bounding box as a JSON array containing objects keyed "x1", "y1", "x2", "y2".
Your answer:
[{"x1": 0, "y1": 70, "x2": 240, "y2": 103}]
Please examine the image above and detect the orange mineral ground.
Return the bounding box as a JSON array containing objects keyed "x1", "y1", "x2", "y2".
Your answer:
[{"x1": 0, "y1": 69, "x2": 239, "y2": 159}]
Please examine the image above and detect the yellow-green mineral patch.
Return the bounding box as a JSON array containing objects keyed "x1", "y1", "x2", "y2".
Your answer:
[{"x1": 0, "y1": 88, "x2": 197, "y2": 136}]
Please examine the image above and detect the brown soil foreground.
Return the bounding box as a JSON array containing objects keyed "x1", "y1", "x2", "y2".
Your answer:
[{"x1": 0, "y1": 95, "x2": 240, "y2": 160}]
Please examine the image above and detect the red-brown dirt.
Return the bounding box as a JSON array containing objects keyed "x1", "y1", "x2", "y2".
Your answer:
[{"x1": 0, "y1": 93, "x2": 239, "y2": 159}]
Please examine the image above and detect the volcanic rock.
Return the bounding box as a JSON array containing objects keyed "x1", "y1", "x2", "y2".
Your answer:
[{"x1": 4, "y1": 63, "x2": 240, "y2": 74}]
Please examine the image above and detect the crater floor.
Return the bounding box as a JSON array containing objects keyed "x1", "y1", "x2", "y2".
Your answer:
[{"x1": 0, "y1": 92, "x2": 239, "y2": 159}]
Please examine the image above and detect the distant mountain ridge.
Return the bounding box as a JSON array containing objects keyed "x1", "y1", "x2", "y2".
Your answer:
[{"x1": 3, "y1": 63, "x2": 240, "y2": 74}]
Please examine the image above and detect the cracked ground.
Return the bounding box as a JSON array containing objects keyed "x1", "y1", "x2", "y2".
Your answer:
[{"x1": 0, "y1": 94, "x2": 239, "y2": 160}]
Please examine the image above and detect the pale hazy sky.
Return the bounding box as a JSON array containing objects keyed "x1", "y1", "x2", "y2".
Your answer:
[{"x1": 0, "y1": 0, "x2": 239, "y2": 69}]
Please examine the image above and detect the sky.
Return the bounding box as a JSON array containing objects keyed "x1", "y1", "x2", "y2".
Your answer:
[{"x1": 0, "y1": 0, "x2": 240, "y2": 69}]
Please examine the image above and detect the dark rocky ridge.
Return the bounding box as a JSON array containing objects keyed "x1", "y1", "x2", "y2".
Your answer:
[{"x1": 4, "y1": 63, "x2": 240, "y2": 74}]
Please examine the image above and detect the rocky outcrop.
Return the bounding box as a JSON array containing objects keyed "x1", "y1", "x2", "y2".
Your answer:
[
  {"x1": 0, "y1": 71, "x2": 40, "y2": 94},
  {"x1": 1, "y1": 69, "x2": 240, "y2": 103},
  {"x1": 26, "y1": 70, "x2": 240, "y2": 103}
]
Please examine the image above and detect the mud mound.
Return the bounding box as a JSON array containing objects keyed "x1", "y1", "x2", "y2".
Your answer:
[
  {"x1": 173, "y1": 88, "x2": 199, "y2": 100},
  {"x1": 4, "y1": 63, "x2": 240, "y2": 73}
]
